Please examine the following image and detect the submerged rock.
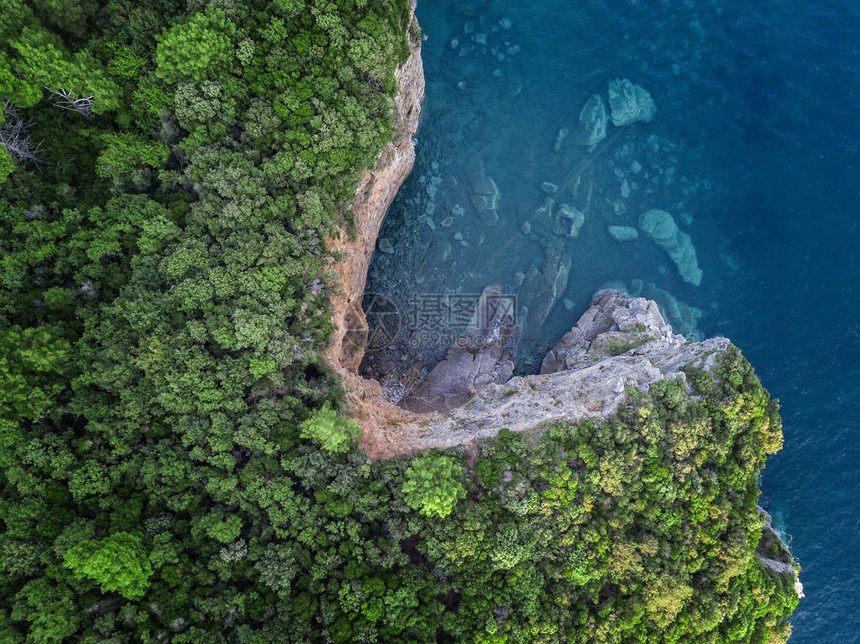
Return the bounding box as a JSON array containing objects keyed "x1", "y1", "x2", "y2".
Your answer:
[
  {"x1": 555, "y1": 203, "x2": 585, "y2": 238},
  {"x1": 639, "y1": 209, "x2": 702, "y2": 286},
  {"x1": 468, "y1": 159, "x2": 501, "y2": 226},
  {"x1": 378, "y1": 238, "x2": 395, "y2": 254},
  {"x1": 553, "y1": 127, "x2": 569, "y2": 152},
  {"x1": 521, "y1": 240, "x2": 571, "y2": 342},
  {"x1": 607, "y1": 78, "x2": 656, "y2": 127},
  {"x1": 608, "y1": 225, "x2": 639, "y2": 242},
  {"x1": 573, "y1": 94, "x2": 608, "y2": 147},
  {"x1": 641, "y1": 282, "x2": 703, "y2": 341},
  {"x1": 469, "y1": 175, "x2": 500, "y2": 226}
]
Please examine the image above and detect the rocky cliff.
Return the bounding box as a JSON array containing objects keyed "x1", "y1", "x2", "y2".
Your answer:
[
  {"x1": 368, "y1": 290, "x2": 733, "y2": 457},
  {"x1": 323, "y1": 12, "x2": 800, "y2": 607},
  {"x1": 324, "y1": 12, "x2": 736, "y2": 459},
  {"x1": 324, "y1": 1, "x2": 425, "y2": 450}
]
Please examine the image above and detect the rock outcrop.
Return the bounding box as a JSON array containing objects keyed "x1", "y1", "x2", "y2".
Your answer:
[
  {"x1": 608, "y1": 78, "x2": 657, "y2": 127},
  {"x1": 540, "y1": 291, "x2": 672, "y2": 373},
  {"x1": 756, "y1": 507, "x2": 805, "y2": 599},
  {"x1": 369, "y1": 290, "x2": 730, "y2": 457},
  {"x1": 639, "y1": 209, "x2": 703, "y2": 286},
  {"x1": 399, "y1": 287, "x2": 518, "y2": 413}
]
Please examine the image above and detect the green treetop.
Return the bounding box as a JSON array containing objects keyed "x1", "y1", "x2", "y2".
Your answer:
[
  {"x1": 62, "y1": 532, "x2": 153, "y2": 599},
  {"x1": 402, "y1": 454, "x2": 467, "y2": 518},
  {"x1": 300, "y1": 401, "x2": 361, "y2": 453}
]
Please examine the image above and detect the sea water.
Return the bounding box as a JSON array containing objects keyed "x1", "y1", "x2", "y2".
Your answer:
[{"x1": 362, "y1": 1, "x2": 860, "y2": 639}]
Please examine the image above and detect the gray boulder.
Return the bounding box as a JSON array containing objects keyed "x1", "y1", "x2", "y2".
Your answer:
[{"x1": 399, "y1": 286, "x2": 518, "y2": 413}]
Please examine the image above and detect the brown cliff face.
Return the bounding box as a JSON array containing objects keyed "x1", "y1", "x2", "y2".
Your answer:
[{"x1": 324, "y1": 5, "x2": 424, "y2": 457}]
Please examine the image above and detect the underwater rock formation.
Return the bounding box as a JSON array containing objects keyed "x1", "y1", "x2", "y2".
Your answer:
[
  {"x1": 639, "y1": 209, "x2": 703, "y2": 285},
  {"x1": 520, "y1": 239, "x2": 571, "y2": 341},
  {"x1": 641, "y1": 281, "x2": 703, "y2": 341},
  {"x1": 608, "y1": 78, "x2": 657, "y2": 127},
  {"x1": 573, "y1": 94, "x2": 608, "y2": 146},
  {"x1": 608, "y1": 225, "x2": 639, "y2": 241},
  {"x1": 553, "y1": 127, "x2": 569, "y2": 152},
  {"x1": 468, "y1": 171, "x2": 501, "y2": 226},
  {"x1": 554, "y1": 203, "x2": 586, "y2": 238}
]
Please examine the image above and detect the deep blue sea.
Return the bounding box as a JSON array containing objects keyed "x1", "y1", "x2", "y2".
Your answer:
[{"x1": 363, "y1": 1, "x2": 860, "y2": 639}]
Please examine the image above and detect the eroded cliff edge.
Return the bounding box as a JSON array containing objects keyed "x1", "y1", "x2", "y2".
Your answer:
[
  {"x1": 324, "y1": 1, "x2": 424, "y2": 454},
  {"x1": 376, "y1": 290, "x2": 730, "y2": 454}
]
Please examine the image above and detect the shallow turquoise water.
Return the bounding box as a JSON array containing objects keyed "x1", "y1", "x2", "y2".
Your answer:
[{"x1": 364, "y1": 1, "x2": 860, "y2": 639}]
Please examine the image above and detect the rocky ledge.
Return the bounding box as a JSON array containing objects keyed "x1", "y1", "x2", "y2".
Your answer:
[{"x1": 368, "y1": 290, "x2": 731, "y2": 457}]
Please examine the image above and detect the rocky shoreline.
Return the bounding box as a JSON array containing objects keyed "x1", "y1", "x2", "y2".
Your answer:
[
  {"x1": 324, "y1": 4, "x2": 721, "y2": 461},
  {"x1": 323, "y1": 4, "x2": 801, "y2": 605},
  {"x1": 363, "y1": 289, "x2": 732, "y2": 458}
]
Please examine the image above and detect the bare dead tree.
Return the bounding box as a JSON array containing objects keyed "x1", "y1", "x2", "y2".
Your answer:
[
  {"x1": 49, "y1": 88, "x2": 95, "y2": 122},
  {"x1": 0, "y1": 104, "x2": 45, "y2": 165}
]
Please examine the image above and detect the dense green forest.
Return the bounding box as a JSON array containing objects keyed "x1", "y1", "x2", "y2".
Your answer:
[{"x1": 0, "y1": 0, "x2": 798, "y2": 641}]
